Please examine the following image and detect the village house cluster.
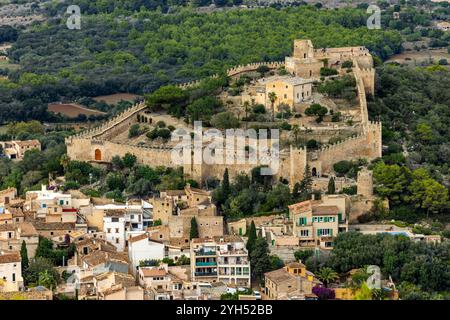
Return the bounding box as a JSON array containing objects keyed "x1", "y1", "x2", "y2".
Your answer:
[{"x1": 0, "y1": 167, "x2": 439, "y2": 300}]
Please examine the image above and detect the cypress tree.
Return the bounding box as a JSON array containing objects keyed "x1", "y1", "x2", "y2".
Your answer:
[
  {"x1": 299, "y1": 164, "x2": 312, "y2": 199},
  {"x1": 246, "y1": 221, "x2": 257, "y2": 254},
  {"x1": 250, "y1": 238, "x2": 271, "y2": 282},
  {"x1": 20, "y1": 240, "x2": 29, "y2": 272},
  {"x1": 222, "y1": 168, "x2": 230, "y2": 199},
  {"x1": 190, "y1": 217, "x2": 199, "y2": 240},
  {"x1": 328, "y1": 176, "x2": 336, "y2": 194},
  {"x1": 292, "y1": 182, "x2": 300, "y2": 200}
]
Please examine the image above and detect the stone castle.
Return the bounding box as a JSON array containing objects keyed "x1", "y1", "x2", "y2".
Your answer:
[{"x1": 66, "y1": 40, "x2": 381, "y2": 188}]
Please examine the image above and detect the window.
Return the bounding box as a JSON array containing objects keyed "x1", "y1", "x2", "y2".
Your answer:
[
  {"x1": 130, "y1": 215, "x2": 134, "y2": 219},
  {"x1": 317, "y1": 229, "x2": 333, "y2": 237},
  {"x1": 8, "y1": 232, "x2": 12, "y2": 239},
  {"x1": 300, "y1": 230, "x2": 309, "y2": 237},
  {"x1": 12, "y1": 273, "x2": 15, "y2": 282},
  {"x1": 107, "y1": 228, "x2": 111, "y2": 233},
  {"x1": 59, "y1": 200, "x2": 64, "y2": 205},
  {"x1": 115, "y1": 238, "x2": 119, "y2": 244},
  {"x1": 42, "y1": 204, "x2": 46, "y2": 208},
  {"x1": 115, "y1": 228, "x2": 119, "y2": 233},
  {"x1": 111, "y1": 218, "x2": 119, "y2": 223}
]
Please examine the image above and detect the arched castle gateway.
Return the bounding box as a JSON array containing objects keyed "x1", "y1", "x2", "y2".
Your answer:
[{"x1": 65, "y1": 40, "x2": 381, "y2": 187}]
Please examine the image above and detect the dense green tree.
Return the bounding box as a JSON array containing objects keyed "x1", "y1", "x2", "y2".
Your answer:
[
  {"x1": 210, "y1": 112, "x2": 240, "y2": 129},
  {"x1": 122, "y1": 152, "x2": 137, "y2": 168},
  {"x1": 294, "y1": 249, "x2": 314, "y2": 263},
  {"x1": 269, "y1": 255, "x2": 285, "y2": 270}
]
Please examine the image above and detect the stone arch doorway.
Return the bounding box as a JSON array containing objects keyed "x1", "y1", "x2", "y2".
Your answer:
[
  {"x1": 94, "y1": 149, "x2": 102, "y2": 161},
  {"x1": 312, "y1": 167, "x2": 317, "y2": 177}
]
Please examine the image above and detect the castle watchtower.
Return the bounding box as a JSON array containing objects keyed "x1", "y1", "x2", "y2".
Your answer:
[
  {"x1": 357, "y1": 168, "x2": 373, "y2": 197},
  {"x1": 293, "y1": 40, "x2": 315, "y2": 59}
]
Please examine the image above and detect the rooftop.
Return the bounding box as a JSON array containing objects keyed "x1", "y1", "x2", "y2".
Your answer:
[
  {"x1": 264, "y1": 268, "x2": 296, "y2": 284},
  {"x1": 0, "y1": 250, "x2": 21, "y2": 264},
  {"x1": 141, "y1": 268, "x2": 167, "y2": 278},
  {"x1": 258, "y1": 75, "x2": 313, "y2": 86},
  {"x1": 312, "y1": 205, "x2": 340, "y2": 216},
  {"x1": 82, "y1": 250, "x2": 128, "y2": 267}
]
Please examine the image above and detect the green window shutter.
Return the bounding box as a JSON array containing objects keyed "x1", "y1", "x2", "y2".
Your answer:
[{"x1": 338, "y1": 213, "x2": 342, "y2": 222}]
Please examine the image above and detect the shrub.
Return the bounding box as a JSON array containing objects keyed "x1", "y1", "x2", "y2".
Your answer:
[
  {"x1": 156, "y1": 120, "x2": 166, "y2": 128},
  {"x1": 306, "y1": 139, "x2": 319, "y2": 149},
  {"x1": 342, "y1": 60, "x2": 353, "y2": 68},
  {"x1": 279, "y1": 121, "x2": 292, "y2": 130},
  {"x1": 342, "y1": 185, "x2": 357, "y2": 195},
  {"x1": 252, "y1": 104, "x2": 266, "y2": 114},
  {"x1": 128, "y1": 124, "x2": 141, "y2": 138},
  {"x1": 320, "y1": 67, "x2": 338, "y2": 76}
]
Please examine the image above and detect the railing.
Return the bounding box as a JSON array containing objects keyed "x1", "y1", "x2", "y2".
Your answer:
[
  {"x1": 196, "y1": 261, "x2": 217, "y2": 267},
  {"x1": 195, "y1": 250, "x2": 216, "y2": 256},
  {"x1": 217, "y1": 260, "x2": 249, "y2": 265},
  {"x1": 195, "y1": 272, "x2": 217, "y2": 277},
  {"x1": 218, "y1": 249, "x2": 248, "y2": 256}
]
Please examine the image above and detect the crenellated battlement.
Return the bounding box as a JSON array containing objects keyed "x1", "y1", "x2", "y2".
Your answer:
[{"x1": 65, "y1": 40, "x2": 380, "y2": 188}]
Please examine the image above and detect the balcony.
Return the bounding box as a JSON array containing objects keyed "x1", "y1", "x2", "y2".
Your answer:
[
  {"x1": 217, "y1": 259, "x2": 249, "y2": 265},
  {"x1": 195, "y1": 250, "x2": 216, "y2": 257},
  {"x1": 195, "y1": 261, "x2": 217, "y2": 267},
  {"x1": 195, "y1": 272, "x2": 217, "y2": 277},
  {"x1": 218, "y1": 249, "x2": 248, "y2": 256}
]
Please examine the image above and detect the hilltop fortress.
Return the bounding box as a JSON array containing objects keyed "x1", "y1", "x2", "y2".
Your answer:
[{"x1": 66, "y1": 40, "x2": 381, "y2": 187}]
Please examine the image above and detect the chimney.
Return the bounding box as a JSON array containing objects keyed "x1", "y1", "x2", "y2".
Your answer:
[{"x1": 41, "y1": 184, "x2": 46, "y2": 192}]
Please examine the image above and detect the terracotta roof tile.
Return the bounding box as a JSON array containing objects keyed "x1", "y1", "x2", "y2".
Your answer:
[{"x1": 0, "y1": 251, "x2": 21, "y2": 264}]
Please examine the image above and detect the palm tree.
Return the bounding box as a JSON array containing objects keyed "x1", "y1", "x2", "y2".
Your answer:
[
  {"x1": 268, "y1": 92, "x2": 277, "y2": 122},
  {"x1": 316, "y1": 267, "x2": 339, "y2": 288},
  {"x1": 38, "y1": 270, "x2": 56, "y2": 290},
  {"x1": 60, "y1": 154, "x2": 70, "y2": 173}
]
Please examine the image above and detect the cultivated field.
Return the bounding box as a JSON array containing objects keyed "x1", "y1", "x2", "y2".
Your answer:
[
  {"x1": 0, "y1": 59, "x2": 20, "y2": 71},
  {"x1": 386, "y1": 49, "x2": 450, "y2": 66},
  {"x1": 93, "y1": 93, "x2": 141, "y2": 105},
  {"x1": 48, "y1": 103, "x2": 106, "y2": 118}
]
